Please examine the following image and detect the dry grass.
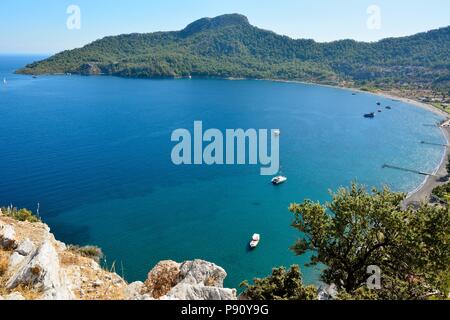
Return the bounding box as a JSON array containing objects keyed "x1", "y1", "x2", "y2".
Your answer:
[
  {"x1": 205, "y1": 275, "x2": 220, "y2": 287},
  {"x1": 11, "y1": 283, "x2": 42, "y2": 300},
  {"x1": 59, "y1": 251, "x2": 82, "y2": 266},
  {"x1": 0, "y1": 250, "x2": 9, "y2": 276},
  {"x1": 60, "y1": 250, "x2": 127, "y2": 300},
  {"x1": 0, "y1": 248, "x2": 9, "y2": 297},
  {"x1": 0, "y1": 249, "x2": 43, "y2": 299},
  {"x1": 1, "y1": 216, "x2": 128, "y2": 300},
  {"x1": 1, "y1": 216, "x2": 49, "y2": 244}
]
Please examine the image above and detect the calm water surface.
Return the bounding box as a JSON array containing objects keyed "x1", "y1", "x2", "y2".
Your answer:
[{"x1": 0, "y1": 55, "x2": 445, "y2": 287}]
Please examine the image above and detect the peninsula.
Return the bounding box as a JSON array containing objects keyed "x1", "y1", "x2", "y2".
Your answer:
[{"x1": 17, "y1": 14, "x2": 450, "y2": 107}]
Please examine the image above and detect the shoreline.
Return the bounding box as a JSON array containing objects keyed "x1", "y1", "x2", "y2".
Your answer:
[
  {"x1": 257, "y1": 77, "x2": 450, "y2": 204},
  {"x1": 340, "y1": 85, "x2": 450, "y2": 205},
  {"x1": 403, "y1": 125, "x2": 450, "y2": 206}
]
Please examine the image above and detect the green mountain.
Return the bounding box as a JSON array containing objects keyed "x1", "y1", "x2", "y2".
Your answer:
[{"x1": 18, "y1": 14, "x2": 450, "y2": 93}]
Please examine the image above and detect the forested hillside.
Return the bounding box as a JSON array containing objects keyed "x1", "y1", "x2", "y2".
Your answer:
[{"x1": 18, "y1": 14, "x2": 450, "y2": 94}]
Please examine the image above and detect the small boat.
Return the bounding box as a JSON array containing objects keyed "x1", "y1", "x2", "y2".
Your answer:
[
  {"x1": 272, "y1": 176, "x2": 287, "y2": 185},
  {"x1": 364, "y1": 112, "x2": 375, "y2": 118},
  {"x1": 378, "y1": 110, "x2": 382, "y2": 113},
  {"x1": 273, "y1": 129, "x2": 281, "y2": 136},
  {"x1": 3, "y1": 78, "x2": 7, "y2": 85},
  {"x1": 352, "y1": 93, "x2": 357, "y2": 96},
  {"x1": 377, "y1": 102, "x2": 381, "y2": 106},
  {"x1": 249, "y1": 234, "x2": 260, "y2": 248},
  {"x1": 385, "y1": 106, "x2": 392, "y2": 110},
  {"x1": 32, "y1": 75, "x2": 37, "y2": 79}
]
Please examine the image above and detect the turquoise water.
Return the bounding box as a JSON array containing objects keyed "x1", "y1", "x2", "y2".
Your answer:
[{"x1": 0, "y1": 55, "x2": 446, "y2": 288}]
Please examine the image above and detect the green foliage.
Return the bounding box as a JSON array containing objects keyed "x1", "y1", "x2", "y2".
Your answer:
[
  {"x1": 431, "y1": 155, "x2": 450, "y2": 201},
  {"x1": 67, "y1": 245, "x2": 104, "y2": 262},
  {"x1": 446, "y1": 155, "x2": 450, "y2": 173},
  {"x1": 240, "y1": 265, "x2": 317, "y2": 300},
  {"x1": 432, "y1": 184, "x2": 450, "y2": 201},
  {"x1": 1, "y1": 206, "x2": 40, "y2": 223},
  {"x1": 289, "y1": 183, "x2": 450, "y2": 300},
  {"x1": 17, "y1": 14, "x2": 450, "y2": 94}
]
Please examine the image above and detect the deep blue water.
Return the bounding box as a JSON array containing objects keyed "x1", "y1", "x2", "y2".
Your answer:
[{"x1": 0, "y1": 55, "x2": 446, "y2": 288}]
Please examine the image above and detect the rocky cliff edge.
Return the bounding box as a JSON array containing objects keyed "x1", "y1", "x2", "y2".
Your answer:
[{"x1": 0, "y1": 211, "x2": 237, "y2": 300}]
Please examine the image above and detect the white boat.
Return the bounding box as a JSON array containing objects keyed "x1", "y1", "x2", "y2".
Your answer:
[
  {"x1": 3, "y1": 78, "x2": 7, "y2": 85},
  {"x1": 249, "y1": 234, "x2": 260, "y2": 248},
  {"x1": 273, "y1": 129, "x2": 281, "y2": 136},
  {"x1": 271, "y1": 176, "x2": 287, "y2": 185}
]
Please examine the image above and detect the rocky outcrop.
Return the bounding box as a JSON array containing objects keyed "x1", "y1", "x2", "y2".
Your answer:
[
  {"x1": 164, "y1": 283, "x2": 237, "y2": 300},
  {"x1": 0, "y1": 215, "x2": 236, "y2": 300},
  {"x1": 78, "y1": 63, "x2": 102, "y2": 75},
  {"x1": 178, "y1": 260, "x2": 228, "y2": 287},
  {"x1": 126, "y1": 259, "x2": 237, "y2": 300},
  {"x1": 6, "y1": 240, "x2": 74, "y2": 300},
  {"x1": 144, "y1": 260, "x2": 181, "y2": 298},
  {"x1": 0, "y1": 223, "x2": 16, "y2": 249}
]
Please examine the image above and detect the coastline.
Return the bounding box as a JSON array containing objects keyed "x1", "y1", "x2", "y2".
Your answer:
[
  {"x1": 403, "y1": 125, "x2": 450, "y2": 206},
  {"x1": 341, "y1": 86, "x2": 450, "y2": 205},
  {"x1": 257, "y1": 77, "x2": 450, "y2": 204}
]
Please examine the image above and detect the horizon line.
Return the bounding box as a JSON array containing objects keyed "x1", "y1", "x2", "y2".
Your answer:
[{"x1": 1, "y1": 15, "x2": 449, "y2": 56}]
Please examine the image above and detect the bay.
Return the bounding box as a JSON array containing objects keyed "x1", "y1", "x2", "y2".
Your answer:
[{"x1": 0, "y1": 55, "x2": 445, "y2": 288}]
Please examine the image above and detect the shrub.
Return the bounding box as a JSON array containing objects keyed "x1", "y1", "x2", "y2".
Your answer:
[
  {"x1": 67, "y1": 245, "x2": 103, "y2": 262},
  {"x1": 1, "y1": 206, "x2": 40, "y2": 223},
  {"x1": 240, "y1": 265, "x2": 317, "y2": 300}
]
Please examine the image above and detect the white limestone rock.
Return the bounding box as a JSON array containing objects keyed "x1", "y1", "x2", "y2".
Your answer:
[
  {"x1": 8, "y1": 252, "x2": 26, "y2": 270},
  {"x1": 4, "y1": 292, "x2": 25, "y2": 300},
  {"x1": 125, "y1": 281, "x2": 145, "y2": 300},
  {"x1": 6, "y1": 240, "x2": 74, "y2": 300},
  {"x1": 0, "y1": 224, "x2": 16, "y2": 249},
  {"x1": 16, "y1": 238, "x2": 35, "y2": 256},
  {"x1": 149, "y1": 259, "x2": 236, "y2": 300},
  {"x1": 178, "y1": 259, "x2": 227, "y2": 287},
  {"x1": 165, "y1": 283, "x2": 237, "y2": 300}
]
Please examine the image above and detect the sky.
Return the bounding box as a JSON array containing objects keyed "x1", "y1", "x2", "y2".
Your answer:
[{"x1": 1, "y1": 0, "x2": 449, "y2": 54}]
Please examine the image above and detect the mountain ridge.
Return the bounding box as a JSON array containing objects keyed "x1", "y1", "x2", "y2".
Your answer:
[{"x1": 17, "y1": 14, "x2": 450, "y2": 94}]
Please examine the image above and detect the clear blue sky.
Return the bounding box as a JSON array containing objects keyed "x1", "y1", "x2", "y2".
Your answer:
[{"x1": 1, "y1": 0, "x2": 449, "y2": 54}]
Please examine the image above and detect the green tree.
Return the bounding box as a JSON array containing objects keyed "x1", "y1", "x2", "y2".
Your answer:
[
  {"x1": 240, "y1": 265, "x2": 317, "y2": 300},
  {"x1": 289, "y1": 183, "x2": 450, "y2": 300}
]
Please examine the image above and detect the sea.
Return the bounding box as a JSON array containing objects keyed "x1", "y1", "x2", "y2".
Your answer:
[{"x1": 0, "y1": 55, "x2": 445, "y2": 288}]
